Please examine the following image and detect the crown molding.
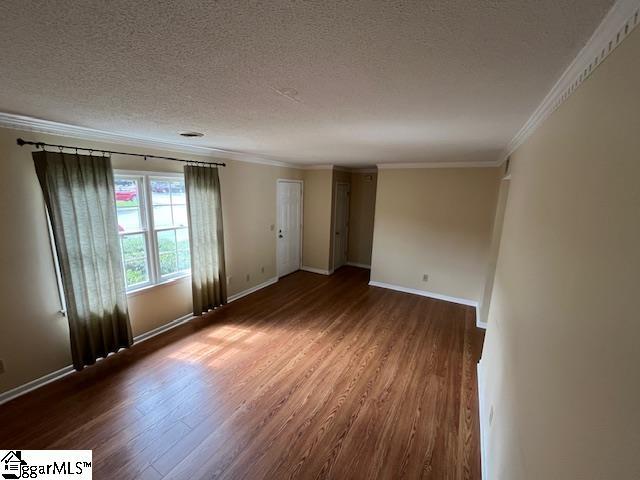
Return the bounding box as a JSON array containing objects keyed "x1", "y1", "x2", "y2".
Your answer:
[
  {"x1": 0, "y1": 112, "x2": 300, "y2": 169},
  {"x1": 376, "y1": 160, "x2": 501, "y2": 169},
  {"x1": 505, "y1": 0, "x2": 640, "y2": 158},
  {"x1": 302, "y1": 165, "x2": 379, "y2": 173},
  {"x1": 301, "y1": 164, "x2": 334, "y2": 170}
]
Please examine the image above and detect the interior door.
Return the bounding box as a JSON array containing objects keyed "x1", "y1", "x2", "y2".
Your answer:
[
  {"x1": 333, "y1": 182, "x2": 350, "y2": 270},
  {"x1": 277, "y1": 180, "x2": 302, "y2": 277}
]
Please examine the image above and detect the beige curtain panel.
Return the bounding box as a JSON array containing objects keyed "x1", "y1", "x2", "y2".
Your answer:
[
  {"x1": 33, "y1": 150, "x2": 132, "y2": 370},
  {"x1": 184, "y1": 165, "x2": 227, "y2": 315}
]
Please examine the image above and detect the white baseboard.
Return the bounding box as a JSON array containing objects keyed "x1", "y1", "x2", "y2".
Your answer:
[
  {"x1": 346, "y1": 262, "x2": 371, "y2": 269},
  {"x1": 368, "y1": 281, "x2": 486, "y2": 329},
  {"x1": 301, "y1": 266, "x2": 333, "y2": 275},
  {"x1": 228, "y1": 277, "x2": 278, "y2": 302},
  {"x1": 477, "y1": 360, "x2": 489, "y2": 480},
  {"x1": 133, "y1": 313, "x2": 193, "y2": 343},
  {"x1": 0, "y1": 313, "x2": 190, "y2": 406},
  {"x1": 0, "y1": 276, "x2": 280, "y2": 406},
  {"x1": 0, "y1": 365, "x2": 75, "y2": 406},
  {"x1": 368, "y1": 280, "x2": 478, "y2": 307}
]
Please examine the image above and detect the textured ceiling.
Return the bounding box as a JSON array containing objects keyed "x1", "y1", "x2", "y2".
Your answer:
[{"x1": 0, "y1": 0, "x2": 614, "y2": 166}]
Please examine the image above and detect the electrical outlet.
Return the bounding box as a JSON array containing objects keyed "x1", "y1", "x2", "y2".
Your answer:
[
  {"x1": 0, "y1": 359, "x2": 5, "y2": 375},
  {"x1": 489, "y1": 405, "x2": 494, "y2": 426},
  {"x1": 270, "y1": 224, "x2": 275, "y2": 231},
  {"x1": 246, "y1": 274, "x2": 250, "y2": 282},
  {"x1": 422, "y1": 274, "x2": 429, "y2": 282},
  {"x1": 227, "y1": 276, "x2": 232, "y2": 285}
]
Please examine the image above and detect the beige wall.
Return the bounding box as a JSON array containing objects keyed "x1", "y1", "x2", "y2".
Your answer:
[
  {"x1": 479, "y1": 175, "x2": 509, "y2": 324},
  {"x1": 347, "y1": 171, "x2": 377, "y2": 266},
  {"x1": 370, "y1": 167, "x2": 501, "y2": 303},
  {"x1": 222, "y1": 159, "x2": 303, "y2": 287},
  {"x1": 481, "y1": 28, "x2": 640, "y2": 479},
  {"x1": 301, "y1": 168, "x2": 377, "y2": 272},
  {"x1": 301, "y1": 169, "x2": 333, "y2": 271},
  {"x1": 0, "y1": 127, "x2": 301, "y2": 394}
]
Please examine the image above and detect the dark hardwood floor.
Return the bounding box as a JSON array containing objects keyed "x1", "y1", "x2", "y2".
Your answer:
[{"x1": 0, "y1": 267, "x2": 484, "y2": 479}]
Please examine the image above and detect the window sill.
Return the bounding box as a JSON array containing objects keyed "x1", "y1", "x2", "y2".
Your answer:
[{"x1": 127, "y1": 274, "x2": 191, "y2": 298}]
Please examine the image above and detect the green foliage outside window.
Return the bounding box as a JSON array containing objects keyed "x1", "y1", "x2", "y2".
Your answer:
[
  {"x1": 120, "y1": 229, "x2": 191, "y2": 287},
  {"x1": 157, "y1": 229, "x2": 190, "y2": 277},
  {"x1": 121, "y1": 234, "x2": 148, "y2": 287}
]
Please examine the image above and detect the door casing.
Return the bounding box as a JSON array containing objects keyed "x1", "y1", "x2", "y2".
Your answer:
[{"x1": 276, "y1": 179, "x2": 304, "y2": 278}]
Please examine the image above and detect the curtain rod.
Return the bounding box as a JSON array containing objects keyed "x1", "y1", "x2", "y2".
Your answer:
[{"x1": 16, "y1": 138, "x2": 226, "y2": 167}]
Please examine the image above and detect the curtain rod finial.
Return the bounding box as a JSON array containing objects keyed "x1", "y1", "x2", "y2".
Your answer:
[{"x1": 16, "y1": 138, "x2": 26, "y2": 146}]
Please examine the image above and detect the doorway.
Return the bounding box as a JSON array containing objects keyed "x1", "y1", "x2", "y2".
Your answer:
[
  {"x1": 332, "y1": 182, "x2": 350, "y2": 270},
  {"x1": 276, "y1": 179, "x2": 303, "y2": 277}
]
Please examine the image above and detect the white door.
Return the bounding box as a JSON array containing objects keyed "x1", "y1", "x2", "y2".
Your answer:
[
  {"x1": 277, "y1": 180, "x2": 302, "y2": 277},
  {"x1": 333, "y1": 182, "x2": 350, "y2": 270}
]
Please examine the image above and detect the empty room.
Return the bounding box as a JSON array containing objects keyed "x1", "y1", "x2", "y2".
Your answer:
[{"x1": 0, "y1": 1, "x2": 638, "y2": 479}]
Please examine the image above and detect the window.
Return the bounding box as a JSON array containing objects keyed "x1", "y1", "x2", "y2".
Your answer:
[
  {"x1": 150, "y1": 177, "x2": 190, "y2": 279},
  {"x1": 114, "y1": 172, "x2": 190, "y2": 291}
]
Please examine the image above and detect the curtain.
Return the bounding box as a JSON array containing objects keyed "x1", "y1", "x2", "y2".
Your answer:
[
  {"x1": 33, "y1": 150, "x2": 132, "y2": 370},
  {"x1": 184, "y1": 165, "x2": 227, "y2": 315}
]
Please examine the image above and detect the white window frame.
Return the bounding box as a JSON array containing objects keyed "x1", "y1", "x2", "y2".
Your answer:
[{"x1": 114, "y1": 170, "x2": 190, "y2": 294}]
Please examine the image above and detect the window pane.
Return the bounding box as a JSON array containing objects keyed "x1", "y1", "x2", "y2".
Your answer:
[
  {"x1": 157, "y1": 229, "x2": 177, "y2": 253},
  {"x1": 125, "y1": 259, "x2": 149, "y2": 287},
  {"x1": 153, "y1": 205, "x2": 173, "y2": 228},
  {"x1": 120, "y1": 233, "x2": 149, "y2": 287},
  {"x1": 151, "y1": 180, "x2": 171, "y2": 205},
  {"x1": 173, "y1": 205, "x2": 188, "y2": 227},
  {"x1": 176, "y1": 228, "x2": 190, "y2": 273},
  {"x1": 157, "y1": 229, "x2": 178, "y2": 276},
  {"x1": 115, "y1": 179, "x2": 140, "y2": 207},
  {"x1": 121, "y1": 233, "x2": 147, "y2": 260},
  {"x1": 117, "y1": 207, "x2": 142, "y2": 232},
  {"x1": 177, "y1": 250, "x2": 191, "y2": 272},
  {"x1": 115, "y1": 179, "x2": 142, "y2": 232},
  {"x1": 156, "y1": 229, "x2": 190, "y2": 277},
  {"x1": 176, "y1": 228, "x2": 190, "y2": 252},
  {"x1": 159, "y1": 252, "x2": 177, "y2": 276},
  {"x1": 170, "y1": 180, "x2": 186, "y2": 204}
]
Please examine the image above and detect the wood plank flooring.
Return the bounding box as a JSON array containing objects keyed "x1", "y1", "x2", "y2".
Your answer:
[{"x1": 0, "y1": 266, "x2": 484, "y2": 479}]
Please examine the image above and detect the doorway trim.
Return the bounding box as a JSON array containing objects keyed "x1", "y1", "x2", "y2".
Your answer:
[{"x1": 276, "y1": 179, "x2": 304, "y2": 278}]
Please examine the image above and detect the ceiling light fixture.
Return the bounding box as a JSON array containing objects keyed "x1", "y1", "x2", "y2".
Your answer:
[{"x1": 179, "y1": 131, "x2": 204, "y2": 138}]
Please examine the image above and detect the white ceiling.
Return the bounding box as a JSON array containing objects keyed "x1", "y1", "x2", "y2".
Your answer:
[{"x1": 0, "y1": 0, "x2": 615, "y2": 166}]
